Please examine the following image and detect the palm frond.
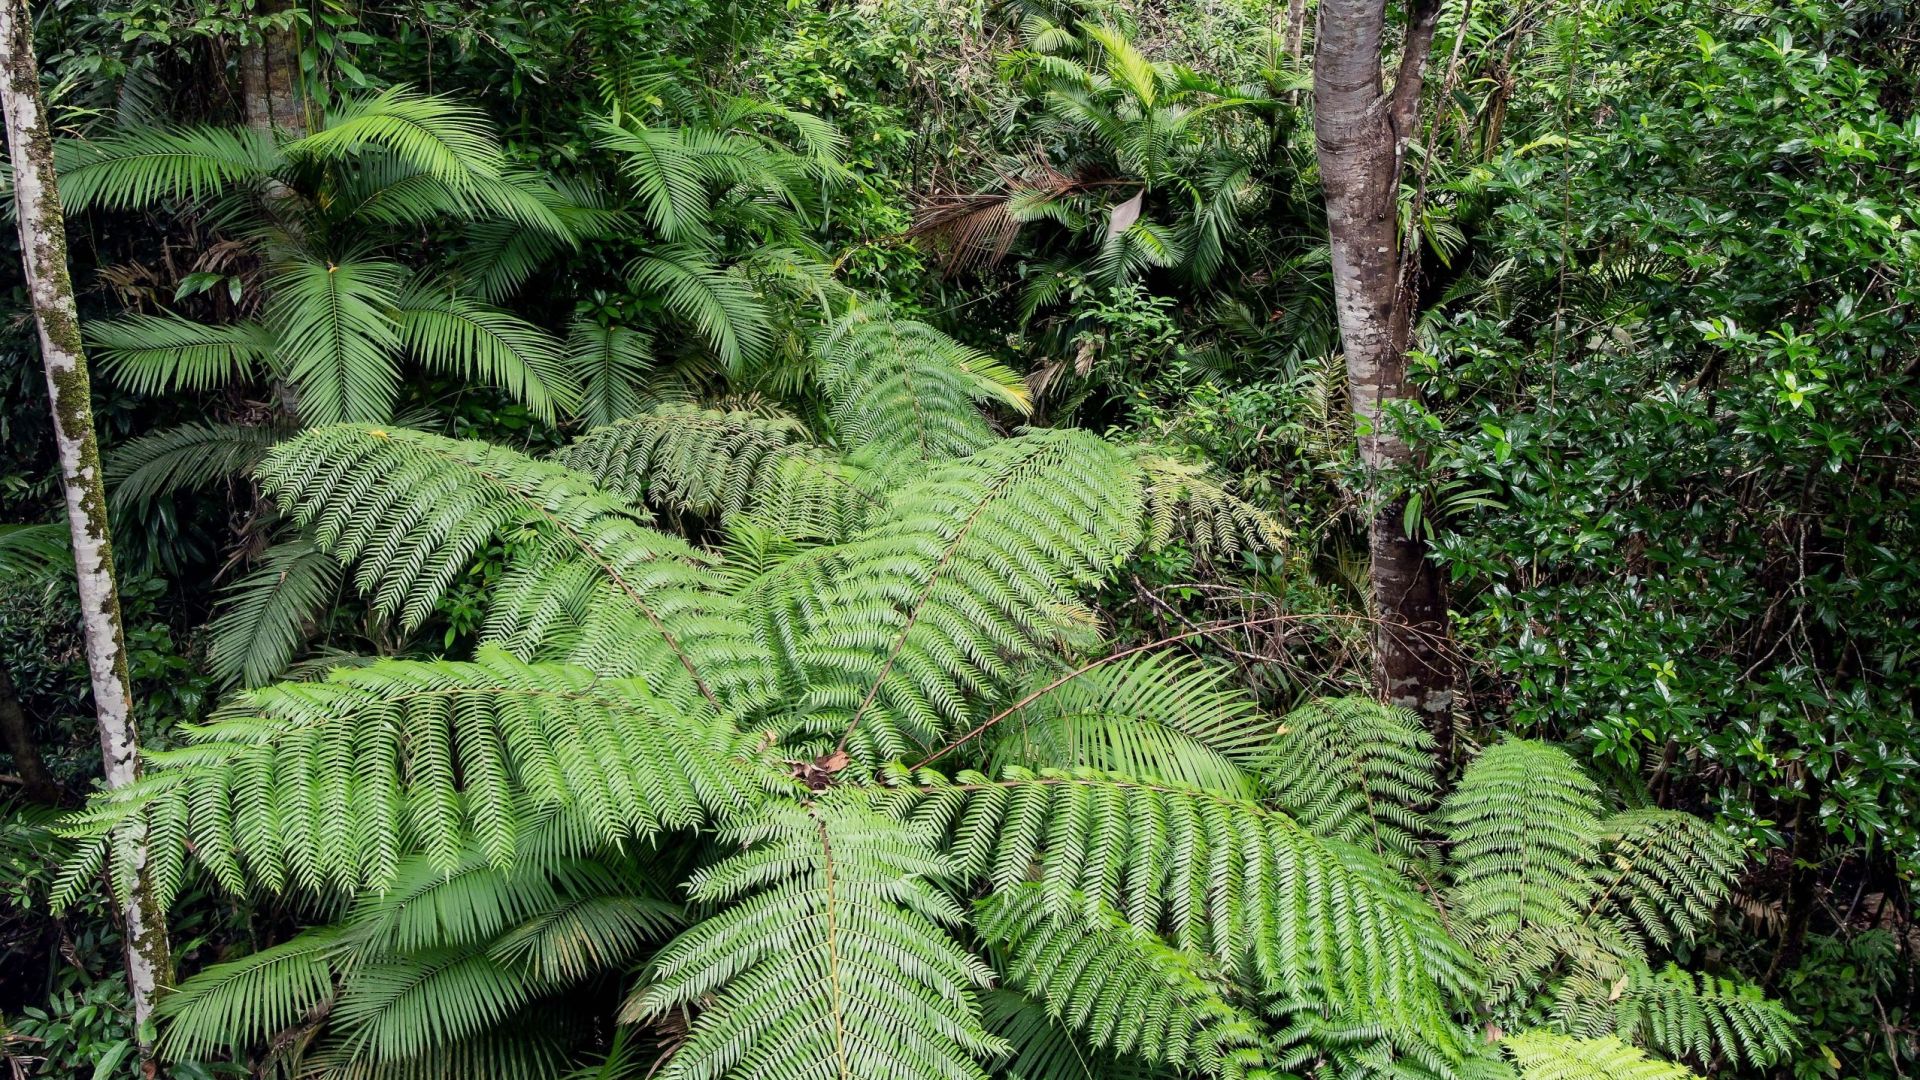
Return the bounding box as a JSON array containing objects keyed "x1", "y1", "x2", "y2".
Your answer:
[
  {"x1": 564, "y1": 321, "x2": 659, "y2": 428},
  {"x1": 269, "y1": 255, "x2": 406, "y2": 424},
  {"x1": 627, "y1": 245, "x2": 772, "y2": 372},
  {"x1": 56, "y1": 125, "x2": 277, "y2": 211},
  {"x1": 0, "y1": 523, "x2": 71, "y2": 577},
  {"x1": 205, "y1": 537, "x2": 343, "y2": 688},
  {"x1": 392, "y1": 282, "x2": 577, "y2": 422},
  {"x1": 105, "y1": 421, "x2": 281, "y2": 510},
  {"x1": 87, "y1": 314, "x2": 274, "y2": 395},
  {"x1": 290, "y1": 87, "x2": 504, "y2": 185}
]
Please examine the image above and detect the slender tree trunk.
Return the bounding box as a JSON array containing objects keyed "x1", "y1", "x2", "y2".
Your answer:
[
  {"x1": 0, "y1": 0, "x2": 173, "y2": 1059},
  {"x1": 0, "y1": 658, "x2": 61, "y2": 804},
  {"x1": 1311, "y1": 0, "x2": 1456, "y2": 754}
]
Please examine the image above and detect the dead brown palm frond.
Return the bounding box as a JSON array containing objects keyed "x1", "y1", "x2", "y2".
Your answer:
[{"x1": 909, "y1": 151, "x2": 1085, "y2": 274}]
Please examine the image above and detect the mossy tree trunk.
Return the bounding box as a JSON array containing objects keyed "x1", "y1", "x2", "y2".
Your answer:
[
  {"x1": 1311, "y1": 0, "x2": 1457, "y2": 757},
  {"x1": 0, "y1": 0, "x2": 173, "y2": 1060}
]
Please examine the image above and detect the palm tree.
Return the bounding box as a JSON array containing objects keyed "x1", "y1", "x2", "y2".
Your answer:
[{"x1": 56, "y1": 311, "x2": 1794, "y2": 1080}]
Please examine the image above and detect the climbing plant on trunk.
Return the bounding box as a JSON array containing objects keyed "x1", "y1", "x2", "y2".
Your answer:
[{"x1": 0, "y1": 0, "x2": 172, "y2": 1060}]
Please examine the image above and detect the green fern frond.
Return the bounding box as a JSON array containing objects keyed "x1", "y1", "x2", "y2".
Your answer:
[
  {"x1": 814, "y1": 303, "x2": 1029, "y2": 460},
  {"x1": 1613, "y1": 965, "x2": 1800, "y2": 1069},
  {"x1": 155, "y1": 927, "x2": 342, "y2": 1060},
  {"x1": 983, "y1": 652, "x2": 1269, "y2": 795},
  {"x1": 1136, "y1": 453, "x2": 1286, "y2": 560},
  {"x1": 391, "y1": 283, "x2": 578, "y2": 422},
  {"x1": 269, "y1": 255, "x2": 406, "y2": 424},
  {"x1": 888, "y1": 768, "x2": 1464, "y2": 1057},
  {"x1": 747, "y1": 430, "x2": 1143, "y2": 758},
  {"x1": 105, "y1": 421, "x2": 280, "y2": 510},
  {"x1": 55, "y1": 125, "x2": 277, "y2": 211},
  {"x1": 1443, "y1": 741, "x2": 1603, "y2": 945},
  {"x1": 1502, "y1": 1032, "x2": 1699, "y2": 1080},
  {"x1": 1593, "y1": 810, "x2": 1743, "y2": 950},
  {"x1": 59, "y1": 651, "x2": 784, "y2": 903},
  {"x1": 557, "y1": 404, "x2": 817, "y2": 518},
  {"x1": 977, "y1": 887, "x2": 1270, "y2": 1079},
  {"x1": 87, "y1": 314, "x2": 273, "y2": 395},
  {"x1": 625, "y1": 799, "x2": 1006, "y2": 1080},
  {"x1": 1260, "y1": 697, "x2": 1437, "y2": 874},
  {"x1": 205, "y1": 537, "x2": 343, "y2": 688},
  {"x1": 979, "y1": 990, "x2": 1166, "y2": 1080}
]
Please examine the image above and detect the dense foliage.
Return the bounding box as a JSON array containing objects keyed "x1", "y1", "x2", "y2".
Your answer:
[{"x1": 1, "y1": 0, "x2": 1914, "y2": 1077}]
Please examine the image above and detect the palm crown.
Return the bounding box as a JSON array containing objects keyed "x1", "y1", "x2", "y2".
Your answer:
[{"x1": 52, "y1": 300, "x2": 1799, "y2": 1080}]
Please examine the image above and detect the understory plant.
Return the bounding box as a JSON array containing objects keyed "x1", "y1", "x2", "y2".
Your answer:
[{"x1": 56, "y1": 311, "x2": 1795, "y2": 1080}]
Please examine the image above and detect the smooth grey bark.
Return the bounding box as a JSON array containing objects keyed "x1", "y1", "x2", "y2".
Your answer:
[
  {"x1": 1311, "y1": 0, "x2": 1455, "y2": 752},
  {"x1": 0, "y1": 0, "x2": 173, "y2": 1055}
]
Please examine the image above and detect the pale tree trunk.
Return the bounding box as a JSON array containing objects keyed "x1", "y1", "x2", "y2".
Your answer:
[
  {"x1": 1312, "y1": 0, "x2": 1455, "y2": 754},
  {"x1": 0, "y1": 0, "x2": 173, "y2": 1059}
]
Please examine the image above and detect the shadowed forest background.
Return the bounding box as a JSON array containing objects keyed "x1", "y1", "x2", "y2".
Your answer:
[{"x1": 0, "y1": 0, "x2": 1916, "y2": 1077}]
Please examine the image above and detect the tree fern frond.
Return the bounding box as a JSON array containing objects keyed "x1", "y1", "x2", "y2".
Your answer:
[
  {"x1": 556, "y1": 404, "x2": 817, "y2": 518},
  {"x1": 888, "y1": 769, "x2": 1465, "y2": 1058},
  {"x1": 392, "y1": 283, "x2": 578, "y2": 422},
  {"x1": 1502, "y1": 1033, "x2": 1699, "y2": 1080},
  {"x1": 1260, "y1": 697, "x2": 1438, "y2": 874},
  {"x1": 977, "y1": 887, "x2": 1269, "y2": 1079},
  {"x1": 1136, "y1": 453, "x2": 1286, "y2": 561},
  {"x1": 269, "y1": 255, "x2": 406, "y2": 424},
  {"x1": 625, "y1": 799, "x2": 1006, "y2": 1080},
  {"x1": 628, "y1": 245, "x2": 772, "y2": 372},
  {"x1": 979, "y1": 990, "x2": 1166, "y2": 1080},
  {"x1": 813, "y1": 303, "x2": 1029, "y2": 460},
  {"x1": 1592, "y1": 810, "x2": 1743, "y2": 950},
  {"x1": 106, "y1": 421, "x2": 281, "y2": 509},
  {"x1": 205, "y1": 537, "x2": 343, "y2": 688},
  {"x1": 1443, "y1": 741, "x2": 1603, "y2": 946},
  {"x1": 86, "y1": 314, "x2": 273, "y2": 395},
  {"x1": 61, "y1": 651, "x2": 785, "y2": 901},
  {"x1": 255, "y1": 426, "x2": 767, "y2": 705},
  {"x1": 748, "y1": 429, "x2": 1144, "y2": 758},
  {"x1": 1613, "y1": 965, "x2": 1800, "y2": 1069},
  {"x1": 983, "y1": 652, "x2": 1268, "y2": 795},
  {"x1": 55, "y1": 125, "x2": 277, "y2": 211}
]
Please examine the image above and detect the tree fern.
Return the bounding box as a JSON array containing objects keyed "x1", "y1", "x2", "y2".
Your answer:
[
  {"x1": 1260, "y1": 697, "x2": 1438, "y2": 874},
  {"x1": 886, "y1": 768, "x2": 1464, "y2": 1058},
  {"x1": 1592, "y1": 809, "x2": 1743, "y2": 950},
  {"x1": 982, "y1": 652, "x2": 1270, "y2": 795},
  {"x1": 977, "y1": 887, "x2": 1271, "y2": 1080},
  {"x1": 1502, "y1": 1033, "x2": 1700, "y2": 1080},
  {"x1": 1612, "y1": 965, "x2": 1800, "y2": 1069},
  {"x1": 1443, "y1": 741, "x2": 1604, "y2": 945},
  {"x1": 623, "y1": 800, "x2": 1006, "y2": 1080},
  {"x1": 978, "y1": 990, "x2": 1166, "y2": 1080},
  {"x1": 813, "y1": 303, "x2": 1029, "y2": 460},
  {"x1": 746, "y1": 430, "x2": 1143, "y2": 758},
  {"x1": 59, "y1": 650, "x2": 784, "y2": 903},
  {"x1": 1136, "y1": 453, "x2": 1287, "y2": 561},
  {"x1": 557, "y1": 404, "x2": 818, "y2": 519}
]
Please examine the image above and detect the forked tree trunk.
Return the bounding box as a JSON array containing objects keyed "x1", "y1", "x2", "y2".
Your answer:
[
  {"x1": 1312, "y1": 0, "x2": 1456, "y2": 753},
  {"x1": 0, "y1": 0, "x2": 173, "y2": 1057}
]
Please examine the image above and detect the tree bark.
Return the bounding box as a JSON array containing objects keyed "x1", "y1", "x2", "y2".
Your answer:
[
  {"x1": 0, "y1": 657, "x2": 61, "y2": 804},
  {"x1": 242, "y1": 0, "x2": 306, "y2": 136},
  {"x1": 0, "y1": 0, "x2": 173, "y2": 1059},
  {"x1": 1312, "y1": 0, "x2": 1456, "y2": 753}
]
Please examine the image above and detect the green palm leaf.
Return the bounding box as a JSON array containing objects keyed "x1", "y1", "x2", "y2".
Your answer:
[
  {"x1": 105, "y1": 421, "x2": 281, "y2": 510},
  {"x1": 55, "y1": 125, "x2": 278, "y2": 211},
  {"x1": 87, "y1": 314, "x2": 273, "y2": 395},
  {"x1": 392, "y1": 283, "x2": 577, "y2": 422},
  {"x1": 289, "y1": 86, "x2": 504, "y2": 185},
  {"x1": 269, "y1": 255, "x2": 406, "y2": 423},
  {"x1": 565, "y1": 321, "x2": 658, "y2": 427},
  {"x1": 627, "y1": 245, "x2": 772, "y2": 371}
]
